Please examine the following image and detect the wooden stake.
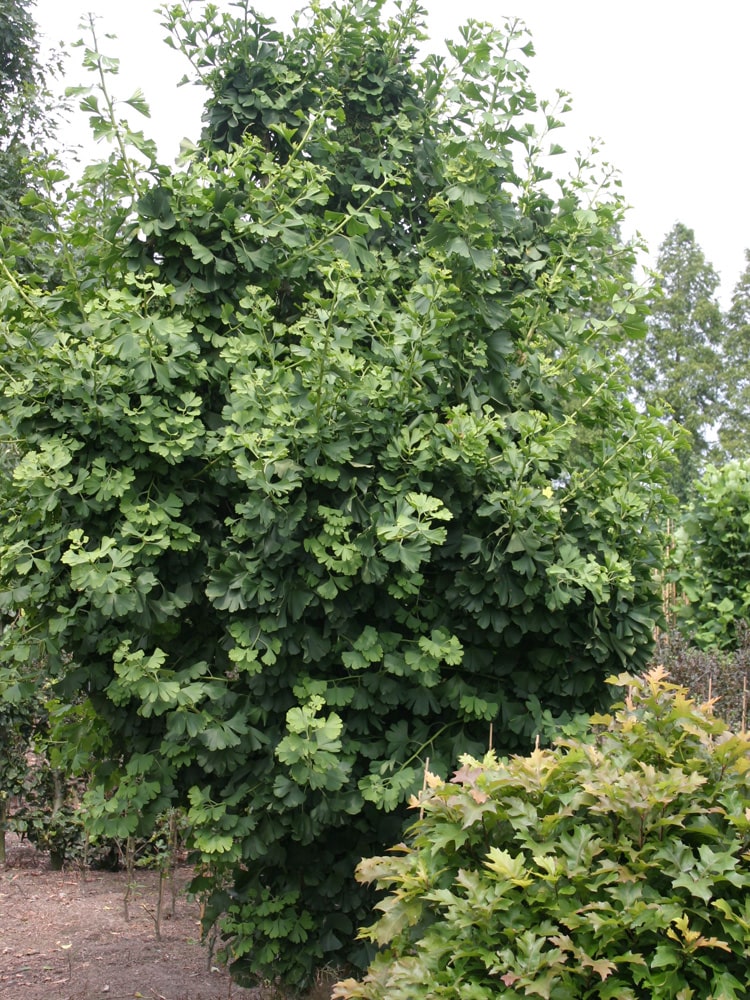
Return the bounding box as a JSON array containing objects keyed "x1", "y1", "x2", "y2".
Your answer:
[
  {"x1": 488, "y1": 722, "x2": 493, "y2": 753},
  {"x1": 419, "y1": 756, "x2": 430, "y2": 821},
  {"x1": 743, "y1": 676, "x2": 748, "y2": 735}
]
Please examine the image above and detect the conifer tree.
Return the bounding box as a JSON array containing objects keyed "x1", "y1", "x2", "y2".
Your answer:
[
  {"x1": 625, "y1": 222, "x2": 724, "y2": 498},
  {"x1": 719, "y1": 249, "x2": 750, "y2": 459}
]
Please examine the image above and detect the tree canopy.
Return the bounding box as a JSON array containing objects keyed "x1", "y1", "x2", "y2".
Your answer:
[{"x1": 0, "y1": 0, "x2": 674, "y2": 985}]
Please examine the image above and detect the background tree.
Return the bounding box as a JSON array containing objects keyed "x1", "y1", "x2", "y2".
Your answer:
[
  {"x1": 625, "y1": 222, "x2": 724, "y2": 500},
  {"x1": 0, "y1": 0, "x2": 674, "y2": 985},
  {"x1": 0, "y1": 0, "x2": 39, "y2": 213},
  {"x1": 0, "y1": 0, "x2": 60, "y2": 241},
  {"x1": 718, "y1": 249, "x2": 750, "y2": 459}
]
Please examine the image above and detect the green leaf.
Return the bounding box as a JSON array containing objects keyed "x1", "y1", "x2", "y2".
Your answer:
[{"x1": 123, "y1": 88, "x2": 151, "y2": 117}]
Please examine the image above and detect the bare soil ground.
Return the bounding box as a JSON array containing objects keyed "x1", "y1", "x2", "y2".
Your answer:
[{"x1": 0, "y1": 835, "x2": 276, "y2": 1000}]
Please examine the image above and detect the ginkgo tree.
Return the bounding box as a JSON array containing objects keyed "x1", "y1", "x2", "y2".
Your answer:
[{"x1": 0, "y1": 0, "x2": 674, "y2": 986}]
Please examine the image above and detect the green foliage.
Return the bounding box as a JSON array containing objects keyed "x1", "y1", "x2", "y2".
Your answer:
[
  {"x1": 672, "y1": 459, "x2": 750, "y2": 650},
  {"x1": 11, "y1": 763, "x2": 86, "y2": 869},
  {"x1": 0, "y1": 0, "x2": 674, "y2": 985},
  {"x1": 0, "y1": 676, "x2": 88, "y2": 869},
  {"x1": 624, "y1": 222, "x2": 724, "y2": 500},
  {"x1": 0, "y1": 669, "x2": 39, "y2": 861},
  {"x1": 337, "y1": 669, "x2": 750, "y2": 1000},
  {"x1": 0, "y1": 667, "x2": 38, "y2": 792}
]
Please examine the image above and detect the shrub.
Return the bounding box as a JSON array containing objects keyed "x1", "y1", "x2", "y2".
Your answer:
[
  {"x1": 652, "y1": 626, "x2": 750, "y2": 732},
  {"x1": 672, "y1": 459, "x2": 750, "y2": 650},
  {"x1": 337, "y1": 669, "x2": 750, "y2": 1000}
]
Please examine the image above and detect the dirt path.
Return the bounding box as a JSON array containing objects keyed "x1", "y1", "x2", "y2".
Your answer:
[{"x1": 0, "y1": 836, "x2": 262, "y2": 1000}]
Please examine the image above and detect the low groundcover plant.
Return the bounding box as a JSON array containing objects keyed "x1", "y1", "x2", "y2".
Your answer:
[{"x1": 336, "y1": 668, "x2": 750, "y2": 999}]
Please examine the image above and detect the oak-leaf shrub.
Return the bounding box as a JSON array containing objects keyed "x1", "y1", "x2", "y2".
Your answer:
[{"x1": 337, "y1": 669, "x2": 750, "y2": 1000}]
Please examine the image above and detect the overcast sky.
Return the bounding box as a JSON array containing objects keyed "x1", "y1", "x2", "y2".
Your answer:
[{"x1": 34, "y1": 0, "x2": 750, "y2": 307}]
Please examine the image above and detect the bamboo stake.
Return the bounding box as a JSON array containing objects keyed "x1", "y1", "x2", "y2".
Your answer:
[{"x1": 742, "y1": 676, "x2": 747, "y2": 735}]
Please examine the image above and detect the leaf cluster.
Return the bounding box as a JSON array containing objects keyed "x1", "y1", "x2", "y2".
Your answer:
[{"x1": 337, "y1": 669, "x2": 750, "y2": 1000}]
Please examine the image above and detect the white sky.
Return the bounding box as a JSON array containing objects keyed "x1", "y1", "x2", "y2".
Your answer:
[{"x1": 33, "y1": 0, "x2": 750, "y2": 307}]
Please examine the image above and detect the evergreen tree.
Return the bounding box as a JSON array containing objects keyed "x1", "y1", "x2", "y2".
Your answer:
[
  {"x1": 625, "y1": 222, "x2": 724, "y2": 499},
  {"x1": 719, "y1": 249, "x2": 750, "y2": 459}
]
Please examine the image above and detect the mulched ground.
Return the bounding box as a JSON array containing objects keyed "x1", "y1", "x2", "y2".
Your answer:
[{"x1": 0, "y1": 834, "x2": 269, "y2": 1000}]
